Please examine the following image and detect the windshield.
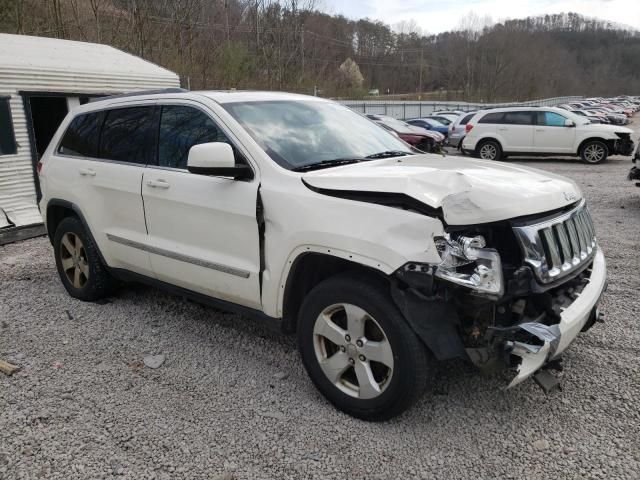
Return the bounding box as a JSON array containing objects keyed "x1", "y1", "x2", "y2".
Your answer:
[{"x1": 222, "y1": 100, "x2": 413, "y2": 170}]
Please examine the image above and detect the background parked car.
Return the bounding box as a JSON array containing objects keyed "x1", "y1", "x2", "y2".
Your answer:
[
  {"x1": 427, "y1": 114, "x2": 459, "y2": 125},
  {"x1": 462, "y1": 107, "x2": 634, "y2": 164},
  {"x1": 405, "y1": 118, "x2": 450, "y2": 137},
  {"x1": 367, "y1": 114, "x2": 445, "y2": 152},
  {"x1": 447, "y1": 111, "x2": 477, "y2": 149}
]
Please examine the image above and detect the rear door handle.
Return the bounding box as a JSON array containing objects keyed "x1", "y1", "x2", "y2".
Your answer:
[
  {"x1": 146, "y1": 179, "x2": 170, "y2": 189},
  {"x1": 79, "y1": 168, "x2": 96, "y2": 177},
  {"x1": 536, "y1": 129, "x2": 545, "y2": 132},
  {"x1": 498, "y1": 127, "x2": 508, "y2": 131}
]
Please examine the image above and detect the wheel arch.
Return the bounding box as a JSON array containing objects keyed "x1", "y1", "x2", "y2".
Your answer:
[
  {"x1": 577, "y1": 137, "x2": 614, "y2": 156},
  {"x1": 280, "y1": 251, "x2": 389, "y2": 333},
  {"x1": 45, "y1": 199, "x2": 107, "y2": 265},
  {"x1": 475, "y1": 136, "x2": 503, "y2": 154}
]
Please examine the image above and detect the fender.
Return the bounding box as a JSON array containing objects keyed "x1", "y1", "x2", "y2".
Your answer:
[{"x1": 274, "y1": 244, "x2": 394, "y2": 318}]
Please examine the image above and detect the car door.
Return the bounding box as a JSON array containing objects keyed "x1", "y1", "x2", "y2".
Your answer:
[
  {"x1": 141, "y1": 102, "x2": 262, "y2": 309},
  {"x1": 54, "y1": 106, "x2": 155, "y2": 277},
  {"x1": 533, "y1": 111, "x2": 575, "y2": 153},
  {"x1": 498, "y1": 111, "x2": 535, "y2": 152}
]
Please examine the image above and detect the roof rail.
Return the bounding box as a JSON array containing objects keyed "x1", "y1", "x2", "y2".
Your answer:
[{"x1": 89, "y1": 88, "x2": 188, "y2": 103}]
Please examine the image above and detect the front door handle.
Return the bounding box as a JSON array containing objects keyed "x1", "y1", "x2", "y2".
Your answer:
[
  {"x1": 146, "y1": 179, "x2": 170, "y2": 189},
  {"x1": 498, "y1": 127, "x2": 508, "y2": 131},
  {"x1": 535, "y1": 129, "x2": 545, "y2": 132},
  {"x1": 79, "y1": 168, "x2": 96, "y2": 177}
]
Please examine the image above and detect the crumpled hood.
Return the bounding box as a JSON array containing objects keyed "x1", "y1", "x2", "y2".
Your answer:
[{"x1": 302, "y1": 154, "x2": 583, "y2": 225}]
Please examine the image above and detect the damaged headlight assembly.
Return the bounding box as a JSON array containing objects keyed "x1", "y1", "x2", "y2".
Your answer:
[{"x1": 432, "y1": 234, "x2": 504, "y2": 297}]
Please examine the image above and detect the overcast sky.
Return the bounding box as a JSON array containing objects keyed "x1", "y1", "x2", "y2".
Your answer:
[{"x1": 322, "y1": 0, "x2": 640, "y2": 34}]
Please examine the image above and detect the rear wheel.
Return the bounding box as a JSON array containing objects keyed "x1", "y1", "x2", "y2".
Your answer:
[
  {"x1": 297, "y1": 273, "x2": 431, "y2": 421},
  {"x1": 54, "y1": 216, "x2": 115, "y2": 301},
  {"x1": 580, "y1": 140, "x2": 608, "y2": 164},
  {"x1": 476, "y1": 139, "x2": 502, "y2": 161}
]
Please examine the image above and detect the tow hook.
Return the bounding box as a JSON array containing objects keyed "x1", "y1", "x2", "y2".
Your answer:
[
  {"x1": 533, "y1": 357, "x2": 564, "y2": 394},
  {"x1": 581, "y1": 307, "x2": 604, "y2": 332},
  {"x1": 533, "y1": 369, "x2": 561, "y2": 394}
]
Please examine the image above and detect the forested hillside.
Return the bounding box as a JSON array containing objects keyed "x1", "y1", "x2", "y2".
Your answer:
[{"x1": 1, "y1": 0, "x2": 639, "y2": 100}]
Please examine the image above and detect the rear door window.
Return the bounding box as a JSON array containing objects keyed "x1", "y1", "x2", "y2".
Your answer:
[
  {"x1": 99, "y1": 106, "x2": 155, "y2": 164},
  {"x1": 58, "y1": 112, "x2": 102, "y2": 158},
  {"x1": 503, "y1": 112, "x2": 534, "y2": 125},
  {"x1": 157, "y1": 105, "x2": 231, "y2": 170},
  {"x1": 478, "y1": 112, "x2": 505, "y2": 124}
]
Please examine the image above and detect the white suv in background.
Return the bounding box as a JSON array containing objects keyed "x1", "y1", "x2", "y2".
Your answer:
[
  {"x1": 39, "y1": 90, "x2": 607, "y2": 420},
  {"x1": 462, "y1": 107, "x2": 634, "y2": 163}
]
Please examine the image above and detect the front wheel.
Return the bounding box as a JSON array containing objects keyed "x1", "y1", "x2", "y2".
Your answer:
[
  {"x1": 297, "y1": 273, "x2": 431, "y2": 421},
  {"x1": 580, "y1": 140, "x2": 608, "y2": 164}
]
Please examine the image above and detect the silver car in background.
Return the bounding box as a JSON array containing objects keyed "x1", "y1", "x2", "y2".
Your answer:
[{"x1": 447, "y1": 111, "x2": 477, "y2": 148}]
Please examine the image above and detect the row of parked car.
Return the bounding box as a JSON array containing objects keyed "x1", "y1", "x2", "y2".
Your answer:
[
  {"x1": 368, "y1": 96, "x2": 639, "y2": 165},
  {"x1": 557, "y1": 97, "x2": 637, "y2": 126}
]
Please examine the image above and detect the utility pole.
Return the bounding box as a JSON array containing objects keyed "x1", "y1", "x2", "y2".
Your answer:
[
  {"x1": 301, "y1": 29, "x2": 305, "y2": 83},
  {"x1": 418, "y1": 48, "x2": 424, "y2": 94}
]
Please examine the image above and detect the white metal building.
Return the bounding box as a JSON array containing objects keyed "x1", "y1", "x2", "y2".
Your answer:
[{"x1": 0, "y1": 33, "x2": 180, "y2": 239}]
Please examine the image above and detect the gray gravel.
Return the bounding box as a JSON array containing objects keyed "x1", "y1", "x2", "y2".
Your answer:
[{"x1": 1, "y1": 124, "x2": 639, "y2": 480}]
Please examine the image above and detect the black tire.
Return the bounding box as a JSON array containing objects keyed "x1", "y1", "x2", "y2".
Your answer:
[
  {"x1": 53, "y1": 216, "x2": 115, "y2": 302},
  {"x1": 297, "y1": 272, "x2": 431, "y2": 421},
  {"x1": 476, "y1": 139, "x2": 502, "y2": 161},
  {"x1": 580, "y1": 140, "x2": 608, "y2": 164}
]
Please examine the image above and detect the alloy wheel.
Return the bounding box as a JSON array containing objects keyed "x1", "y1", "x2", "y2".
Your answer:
[
  {"x1": 59, "y1": 232, "x2": 89, "y2": 289},
  {"x1": 584, "y1": 144, "x2": 605, "y2": 163},
  {"x1": 313, "y1": 303, "x2": 394, "y2": 399},
  {"x1": 479, "y1": 143, "x2": 498, "y2": 160}
]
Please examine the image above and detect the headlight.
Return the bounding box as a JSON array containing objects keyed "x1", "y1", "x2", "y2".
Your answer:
[{"x1": 433, "y1": 234, "x2": 503, "y2": 296}]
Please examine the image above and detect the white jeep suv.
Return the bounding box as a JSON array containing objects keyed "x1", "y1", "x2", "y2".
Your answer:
[
  {"x1": 39, "y1": 90, "x2": 607, "y2": 420},
  {"x1": 462, "y1": 107, "x2": 634, "y2": 163}
]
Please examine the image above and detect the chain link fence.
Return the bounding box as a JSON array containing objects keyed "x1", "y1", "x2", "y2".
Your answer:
[{"x1": 339, "y1": 96, "x2": 584, "y2": 119}]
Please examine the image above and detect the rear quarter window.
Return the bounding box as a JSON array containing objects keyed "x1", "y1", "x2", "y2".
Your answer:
[{"x1": 58, "y1": 112, "x2": 103, "y2": 158}]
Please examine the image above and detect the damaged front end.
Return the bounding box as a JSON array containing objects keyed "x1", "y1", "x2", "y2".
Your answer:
[
  {"x1": 612, "y1": 132, "x2": 635, "y2": 156},
  {"x1": 391, "y1": 200, "x2": 607, "y2": 390}
]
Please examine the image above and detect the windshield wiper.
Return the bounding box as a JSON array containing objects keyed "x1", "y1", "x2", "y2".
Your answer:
[
  {"x1": 292, "y1": 158, "x2": 364, "y2": 172},
  {"x1": 365, "y1": 150, "x2": 413, "y2": 159}
]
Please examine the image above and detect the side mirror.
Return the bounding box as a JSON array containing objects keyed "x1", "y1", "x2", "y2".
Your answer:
[
  {"x1": 564, "y1": 119, "x2": 575, "y2": 127},
  {"x1": 187, "y1": 142, "x2": 252, "y2": 180}
]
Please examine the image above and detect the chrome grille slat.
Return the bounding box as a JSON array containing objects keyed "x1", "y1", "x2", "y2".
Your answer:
[
  {"x1": 512, "y1": 200, "x2": 597, "y2": 284},
  {"x1": 554, "y1": 223, "x2": 573, "y2": 270},
  {"x1": 565, "y1": 218, "x2": 581, "y2": 265}
]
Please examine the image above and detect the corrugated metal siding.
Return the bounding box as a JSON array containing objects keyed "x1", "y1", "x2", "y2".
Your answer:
[{"x1": 0, "y1": 54, "x2": 179, "y2": 228}]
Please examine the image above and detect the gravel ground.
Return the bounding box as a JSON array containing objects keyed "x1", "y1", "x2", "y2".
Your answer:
[{"x1": 1, "y1": 124, "x2": 639, "y2": 480}]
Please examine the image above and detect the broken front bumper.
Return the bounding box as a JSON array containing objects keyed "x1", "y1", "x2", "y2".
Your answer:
[{"x1": 507, "y1": 249, "x2": 607, "y2": 388}]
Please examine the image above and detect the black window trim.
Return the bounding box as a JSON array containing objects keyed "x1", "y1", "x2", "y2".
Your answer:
[
  {"x1": 54, "y1": 99, "x2": 257, "y2": 180},
  {"x1": 0, "y1": 96, "x2": 18, "y2": 156},
  {"x1": 147, "y1": 101, "x2": 256, "y2": 180}
]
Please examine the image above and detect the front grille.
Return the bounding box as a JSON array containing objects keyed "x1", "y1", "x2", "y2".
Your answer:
[{"x1": 512, "y1": 200, "x2": 597, "y2": 284}]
